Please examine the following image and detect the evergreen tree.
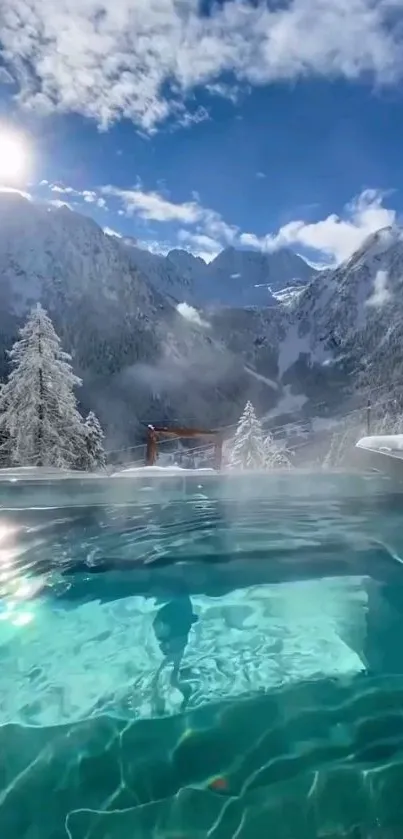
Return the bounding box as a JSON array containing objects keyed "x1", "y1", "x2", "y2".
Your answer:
[
  {"x1": 81, "y1": 411, "x2": 106, "y2": 471},
  {"x1": 323, "y1": 417, "x2": 366, "y2": 468},
  {"x1": 0, "y1": 304, "x2": 85, "y2": 468},
  {"x1": 0, "y1": 385, "x2": 11, "y2": 467},
  {"x1": 264, "y1": 431, "x2": 292, "y2": 468},
  {"x1": 228, "y1": 401, "x2": 266, "y2": 469}
]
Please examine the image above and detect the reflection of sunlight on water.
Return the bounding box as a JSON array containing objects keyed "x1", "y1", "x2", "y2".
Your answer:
[
  {"x1": 0, "y1": 520, "x2": 39, "y2": 628},
  {"x1": 0, "y1": 522, "x2": 17, "y2": 583},
  {"x1": 0, "y1": 596, "x2": 35, "y2": 627},
  {"x1": 0, "y1": 603, "x2": 35, "y2": 627}
]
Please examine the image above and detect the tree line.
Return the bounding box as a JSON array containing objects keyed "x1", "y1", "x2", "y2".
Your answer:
[
  {"x1": 0, "y1": 304, "x2": 106, "y2": 471},
  {"x1": 226, "y1": 400, "x2": 292, "y2": 469}
]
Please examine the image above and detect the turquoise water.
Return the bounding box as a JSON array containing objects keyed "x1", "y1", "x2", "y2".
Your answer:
[{"x1": 1, "y1": 472, "x2": 403, "y2": 837}]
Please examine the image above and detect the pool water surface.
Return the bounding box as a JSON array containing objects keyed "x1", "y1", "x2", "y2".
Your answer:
[{"x1": 1, "y1": 471, "x2": 403, "y2": 838}]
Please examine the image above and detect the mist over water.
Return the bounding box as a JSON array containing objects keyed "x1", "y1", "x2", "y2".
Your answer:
[{"x1": 2, "y1": 471, "x2": 403, "y2": 837}]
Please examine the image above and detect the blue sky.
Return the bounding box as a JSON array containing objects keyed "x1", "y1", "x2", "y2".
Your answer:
[{"x1": 0, "y1": 0, "x2": 403, "y2": 266}]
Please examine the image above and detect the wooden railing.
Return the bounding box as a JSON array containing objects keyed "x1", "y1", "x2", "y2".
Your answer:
[{"x1": 145, "y1": 425, "x2": 223, "y2": 470}]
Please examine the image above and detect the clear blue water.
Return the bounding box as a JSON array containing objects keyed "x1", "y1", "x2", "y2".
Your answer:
[{"x1": 2, "y1": 471, "x2": 403, "y2": 837}]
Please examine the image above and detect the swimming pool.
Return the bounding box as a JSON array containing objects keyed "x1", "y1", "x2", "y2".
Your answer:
[{"x1": 1, "y1": 471, "x2": 403, "y2": 837}]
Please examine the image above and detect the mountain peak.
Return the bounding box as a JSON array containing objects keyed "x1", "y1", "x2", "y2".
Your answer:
[
  {"x1": 343, "y1": 225, "x2": 401, "y2": 273},
  {"x1": 167, "y1": 248, "x2": 207, "y2": 266}
]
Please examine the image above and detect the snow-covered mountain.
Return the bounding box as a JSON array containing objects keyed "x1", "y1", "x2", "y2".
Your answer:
[
  {"x1": 118, "y1": 240, "x2": 193, "y2": 304},
  {"x1": 205, "y1": 246, "x2": 315, "y2": 304},
  {"x1": 120, "y1": 240, "x2": 315, "y2": 308},
  {"x1": 166, "y1": 249, "x2": 208, "y2": 293},
  {"x1": 286, "y1": 226, "x2": 402, "y2": 370},
  {"x1": 208, "y1": 225, "x2": 403, "y2": 429},
  {"x1": 1, "y1": 190, "x2": 402, "y2": 449},
  {"x1": 0, "y1": 194, "x2": 281, "y2": 441},
  {"x1": 295, "y1": 227, "x2": 403, "y2": 392}
]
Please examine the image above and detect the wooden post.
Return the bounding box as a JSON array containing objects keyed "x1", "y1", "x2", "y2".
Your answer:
[
  {"x1": 214, "y1": 437, "x2": 223, "y2": 470},
  {"x1": 144, "y1": 425, "x2": 222, "y2": 469},
  {"x1": 146, "y1": 426, "x2": 158, "y2": 466},
  {"x1": 366, "y1": 398, "x2": 371, "y2": 435}
]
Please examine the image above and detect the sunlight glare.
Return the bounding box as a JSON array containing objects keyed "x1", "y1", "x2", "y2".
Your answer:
[
  {"x1": 0, "y1": 130, "x2": 28, "y2": 181},
  {"x1": 0, "y1": 523, "x2": 13, "y2": 544},
  {"x1": 12, "y1": 612, "x2": 34, "y2": 627}
]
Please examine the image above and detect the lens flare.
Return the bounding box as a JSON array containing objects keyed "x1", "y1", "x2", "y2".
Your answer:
[{"x1": 0, "y1": 130, "x2": 29, "y2": 181}]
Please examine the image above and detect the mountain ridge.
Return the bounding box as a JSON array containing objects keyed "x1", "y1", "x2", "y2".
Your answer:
[
  {"x1": 0, "y1": 191, "x2": 401, "y2": 451},
  {"x1": 117, "y1": 235, "x2": 316, "y2": 307}
]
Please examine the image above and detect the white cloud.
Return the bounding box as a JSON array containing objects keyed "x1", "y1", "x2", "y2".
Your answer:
[
  {"x1": 205, "y1": 82, "x2": 243, "y2": 104},
  {"x1": 101, "y1": 184, "x2": 238, "y2": 255},
  {"x1": 103, "y1": 226, "x2": 122, "y2": 239},
  {"x1": 136, "y1": 239, "x2": 173, "y2": 256},
  {"x1": 82, "y1": 190, "x2": 96, "y2": 203},
  {"x1": 101, "y1": 185, "x2": 203, "y2": 223},
  {"x1": 1, "y1": 0, "x2": 402, "y2": 131},
  {"x1": 36, "y1": 177, "x2": 398, "y2": 267},
  {"x1": 256, "y1": 171, "x2": 266, "y2": 179},
  {"x1": 50, "y1": 184, "x2": 75, "y2": 194},
  {"x1": 37, "y1": 180, "x2": 111, "y2": 213},
  {"x1": 174, "y1": 105, "x2": 210, "y2": 129},
  {"x1": 49, "y1": 199, "x2": 72, "y2": 209},
  {"x1": 176, "y1": 302, "x2": 210, "y2": 328},
  {"x1": 0, "y1": 67, "x2": 14, "y2": 84},
  {"x1": 240, "y1": 189, "x2": 396, "y2": 264},
  {"x1": 177, "y1": 229, "x2": 221, "y2": 261}
]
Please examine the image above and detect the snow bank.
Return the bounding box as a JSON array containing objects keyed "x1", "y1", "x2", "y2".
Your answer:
[
  {"x1": 356, "y1": 435, "x2": 403, "y2": 453},
  {"x1": 111, "y1": 465, "x2": 216, "y2": 477},
  {"x1": 0, "y1": 466, "x2": 98, "y2": 482}
]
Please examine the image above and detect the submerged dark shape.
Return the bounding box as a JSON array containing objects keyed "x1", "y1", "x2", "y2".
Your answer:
[
  {"x1": 152, "y1": 594, "x2": 198, "y2": 712},
  {"x1": 153, "y1": 595, "x2": 198, "y2": 658}
]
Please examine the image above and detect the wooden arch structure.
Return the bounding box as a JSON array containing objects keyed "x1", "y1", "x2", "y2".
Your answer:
[{"x1": 145, "y1": 425, "x2": 223, "y2": 470}]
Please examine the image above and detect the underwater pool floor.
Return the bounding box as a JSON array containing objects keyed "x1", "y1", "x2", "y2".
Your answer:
[{"x1": 1, "y1": 471, "x2": 403, "y2": 837}]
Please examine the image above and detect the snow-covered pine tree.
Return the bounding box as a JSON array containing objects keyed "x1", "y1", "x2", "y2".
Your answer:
[
  {"x1": 81, "y1": 411, "x2": 106, "y2": 471},
  {"x1": 228, "y1": 400, "x2": 267, "y2": 469},
  {"x1": 0, "y1": 304, "x2": 85, "y2": 468},
  {"x1": 0, "y1": 387, "x2": 11, "y2": 468},
  {"x1": 323, "y1": 417, "x2": 366, "y2": 468},
  {"x1": 264, "y1": 431, "x2": 292, "y2": 468}
]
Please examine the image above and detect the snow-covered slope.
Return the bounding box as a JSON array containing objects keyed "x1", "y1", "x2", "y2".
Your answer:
[
  {"x1": 0, "y1": 193, "x2": 163, "y2": 316},
  {"x1": 289, "y1": 226, "x2": 403, "y2": 380},
  {"x1": 166, "y1": 249, "x2": 207, "y2": 294},
  {"x1": 205, "y1": 247, "x2": 315, "y2": 305},
  {"x1": 120, "y1": 241, "x2": 193, "y2": 304},
  {"x1": 0, "y1": 194, "x2": 281, "y2": 440},
  {"x1": 255, "y1": 225, "x2": 403, "y2": 422},
  {"x1": 2, "y1": 191, "x2": 403, "y2": 446},
  {"x1": 208, "y1": 226, "x2": 403, "y2": 426}
]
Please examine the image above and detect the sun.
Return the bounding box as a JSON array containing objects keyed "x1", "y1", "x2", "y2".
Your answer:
[{"x1": 0, "y1": 130, "x2": 28, "y2": 182}]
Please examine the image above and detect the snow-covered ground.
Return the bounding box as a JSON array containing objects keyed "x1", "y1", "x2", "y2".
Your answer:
[
  {"x1": 356, "y1": 435, "x2": 403, "y2": 453},
  {"x1": 0, "y1": 465, "x2": 217, "y2": 482},
  {"x1": 272, "y1": 284, "x2": 305, "y2": 305},
  {"x1": 111, "y1": 465, "x2": 216, "y2": 477},
  {"x1": 0, "y1": 466, "x2": 99, "y2": 481}
]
